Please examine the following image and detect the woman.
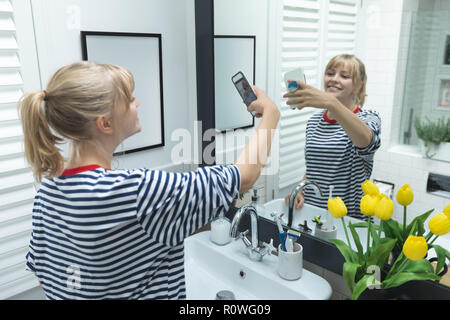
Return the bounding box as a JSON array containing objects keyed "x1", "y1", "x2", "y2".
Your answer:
[
  {"x1": 284, "y1": 54, "x2": 381, "y2": 220},
  {"x1": 19, "y1": 61, "x2": 279, "y2": 299}
]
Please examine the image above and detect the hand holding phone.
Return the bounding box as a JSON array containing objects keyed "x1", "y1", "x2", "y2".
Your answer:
[
  {"x1": 232, "y1": 71, "x2": 258, "y2": 116},
  {"x1": 283, "y1": 67, "x2": 306, "y2": 110}
]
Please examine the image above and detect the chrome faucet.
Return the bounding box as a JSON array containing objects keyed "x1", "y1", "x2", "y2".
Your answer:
[
  {"x1": 230, "y1": 204, "x2": 268, "y2": 261},
  {"x1": 288, "y1": 179, "x2": 324, "y2": 227}
]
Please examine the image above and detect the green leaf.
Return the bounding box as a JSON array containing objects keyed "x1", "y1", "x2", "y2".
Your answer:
[
  {"x1": 342, "y1": 262, "x2": 361, "y2": 293},
  {"x1": 329, "y1": 239, "x2": 356, "y2": 263},
  {"x1": 352, "y1": 274, "x2": 373, "y2": 300},
  {"x1": 352, "y1": 221, "x2": 380, "y2": 231},
  {"x1": 404, "y1": 259, "x2": 435, "y2": 274},
  {"x1": 405, "y1": 209, "x2": 434, "y2": 237},
  {"x1": 385, "y1": 253, "x2": 406, "y2": 279},
  {"x1": 431, "y1": 244, "x2": 450, "y2": 275},
  {"x1": 383, "y1": 219, "x2": 404, "y2": 252},
  {"x1": 370, "y1": 224, "x2": 381, "y2": 247},
  {"x1": 382, "y1": 272, "x2": 441, "y2": 289},
  {"x1": 348, "y1": 221, "x2": 364, "y2": 262},
  {"x1": 367, "y1": 238, "x2": 397, "y2": 269}
]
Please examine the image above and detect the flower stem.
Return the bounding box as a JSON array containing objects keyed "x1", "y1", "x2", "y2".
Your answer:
[
  {"x1": 402, "y1": 205, "x2": 407, "y2": 235},
  {"x1": 425, "y1": 231, "x2": 433, "y2": 242},
  {"x1": 341, "y1": 217, "x2": 352, "y2": 249},
  {"x1": 396, "y1": 257, "x2": 410, "y2": 275},
  {"x1": 367, "y1": 218, "x2": 371, "y2": 255},
  {"x1": 378, "y1": 220, "x2": 383, "y2": 238}
]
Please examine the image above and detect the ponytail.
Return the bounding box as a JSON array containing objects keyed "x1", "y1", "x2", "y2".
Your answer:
[{"x1": 18, "y1": 91, "x2": 64, "y2": 183}]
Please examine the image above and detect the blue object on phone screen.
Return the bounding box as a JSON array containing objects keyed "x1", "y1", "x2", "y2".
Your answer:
[{"x1": 287, "y1": 81, "x2": 299, "y2": 92}]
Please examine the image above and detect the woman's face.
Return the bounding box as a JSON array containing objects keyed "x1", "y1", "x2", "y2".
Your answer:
[
  {"x1": 324, "y1": 64, "x2": 356, "y2": 105},
  {"x1": 119, "y1": 95, "x2": 141, "y2": 140}
]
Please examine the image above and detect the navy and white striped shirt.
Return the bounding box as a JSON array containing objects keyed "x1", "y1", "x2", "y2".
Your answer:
[
  {"x1": 25, "y1": 164, "x2": 241, "y2": 299},
  {"x1": 303, "y1": 108, "x2": 381, "y2": 220}
]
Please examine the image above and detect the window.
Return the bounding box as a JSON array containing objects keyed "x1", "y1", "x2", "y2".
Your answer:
[
  {"x1": 0, "y1": 0, "x2": 40, "y2": 299},
  {"x1": 276, "y1": 0, "x2": 359, "y2": 192}
]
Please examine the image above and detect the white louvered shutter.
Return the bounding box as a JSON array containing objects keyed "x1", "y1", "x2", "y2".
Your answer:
[
  {"x1": 277, "y1": 0, "x2": 358, "y2": 191},
  {"x1": 0, "y1": 0, "x2": 37, "y2": 299},
  {"x1": 326, "y1": 0, "x2": 357, "y2": 60}
]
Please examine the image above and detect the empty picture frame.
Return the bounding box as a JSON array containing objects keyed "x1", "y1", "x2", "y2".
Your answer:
[
  {"x1": 214, "y1": 35, "x2": 255, "y2": 132},
  {"x1": 81, "y1": 31, "x2": 165, "y2": 155}
]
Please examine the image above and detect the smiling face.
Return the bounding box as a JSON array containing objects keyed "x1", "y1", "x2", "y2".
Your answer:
[
  {"x1": 323, "y1": 54, "x2": 367, "y2": 108},
  {"x1": 324, "y1": 63, "x2": 357, "y2": 107}
]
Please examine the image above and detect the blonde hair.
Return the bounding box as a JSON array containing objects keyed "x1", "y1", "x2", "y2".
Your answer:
[
  {"x1": 18, "y1": 61, "x2": 135, "y2": 182},
  {"x1": 324, "y1": 54, "x2": 367, "y2": 107}
]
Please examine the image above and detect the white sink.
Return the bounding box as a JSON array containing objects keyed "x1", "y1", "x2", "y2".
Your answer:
[
  {"x1": 262, "y1": 198, "x2": 370, "y2": 252},
  {"x1": 184, "y1": 230, "x2": 332, "y2": 300}
]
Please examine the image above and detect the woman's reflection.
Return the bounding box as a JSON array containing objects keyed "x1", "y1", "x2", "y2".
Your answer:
[{"x1": 284, "y1": 54, "x2": 381, "y2": 220}]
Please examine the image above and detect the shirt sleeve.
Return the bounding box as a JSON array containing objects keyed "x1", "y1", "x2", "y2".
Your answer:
[
  {"x1": 354, "y1": 110, "x2": 381, "y2": 161},
  {"x1": 135, "y1": 165, "x2": 241, "y2": 246}
]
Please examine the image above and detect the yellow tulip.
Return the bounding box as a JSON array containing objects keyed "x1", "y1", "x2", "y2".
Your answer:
[
  {"x1": 328, "y1": 197, "x2": 347, "y2": 219},
  {"x1": 361, "y1": 180, "x2": 380, "y2": 196},
  {"x1": 402, "y1": 235, "x2": 428, "y2": 261},
  {"x1": 396, "y1": 184, "x2": 414, "y2": 206},
  {"x1": 360, "y1": 194, "x2": 379, "y2": 216},
  {"x1": 374, "y1": 194, "x2": 394, "y2": 221},
  {"x1": 429, "y1": 212, "x2": 450, "y2": 236},
  {"x1": 444, "y1": 204, "x2": 450, "y2": 216}
]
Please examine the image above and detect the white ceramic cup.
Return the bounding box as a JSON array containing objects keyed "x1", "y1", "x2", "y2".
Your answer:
[{"x1": 277, "y1": 242, "x2": 303, "y2": 280}]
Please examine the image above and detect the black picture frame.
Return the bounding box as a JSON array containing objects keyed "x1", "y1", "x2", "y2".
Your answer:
[
  {"x1": 80, "y1": 31, "x2": 165, "y2": 156},
  {"x1": 213, "y1": 35, "x2": 256, "y2": 133}
]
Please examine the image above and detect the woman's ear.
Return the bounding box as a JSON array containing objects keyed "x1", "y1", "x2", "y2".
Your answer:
[{"x1": 95, "y1": 114, "x2": 113, "y2": 135}]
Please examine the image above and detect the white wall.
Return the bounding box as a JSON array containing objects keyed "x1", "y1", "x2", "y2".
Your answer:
[
  {"x1": 361, "y1": 0, "x2": 450, "y2": 241},
  {"x1": 30, "y1": 0, "x2": 197, "y2": 171}
]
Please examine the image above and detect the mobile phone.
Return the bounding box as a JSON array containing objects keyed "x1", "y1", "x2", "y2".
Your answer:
[
  {"x1": 283, "y1": 67, "x2": 306, "y2": 110},
  {"x1": 231, "y1": 71, "x2": 257, "y2": 116}
]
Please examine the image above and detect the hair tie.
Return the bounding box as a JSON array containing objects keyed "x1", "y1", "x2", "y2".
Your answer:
[{"x1": 43, "y1": 90, "x2": 48, "y2": 101}]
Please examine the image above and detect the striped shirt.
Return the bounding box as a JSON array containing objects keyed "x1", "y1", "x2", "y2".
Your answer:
[
  {"x1": 25, "y1": 164, "x2": 241, "y2": 299},
  {"x1": 303, "y1": 108, "x2": 381, "y2": 220}
]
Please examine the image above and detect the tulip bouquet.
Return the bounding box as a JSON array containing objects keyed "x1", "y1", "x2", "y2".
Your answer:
[{"x1": 328, "y1": 181, "x2": 450, "y2": 300}]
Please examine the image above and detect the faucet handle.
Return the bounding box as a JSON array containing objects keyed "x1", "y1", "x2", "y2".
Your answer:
[
  {"x1": 236, "y1": 230, "x2": 252, "y2": 248},
  {"x1": 236, "y1": 229, "x2": 249, "y2": 239}
]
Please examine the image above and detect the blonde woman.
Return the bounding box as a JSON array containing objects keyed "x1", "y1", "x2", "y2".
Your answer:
[
  {"x1": 284, "y1": 54, "x2": 381, "y2": 220},
  {"x1": 19, "y1": 61, "x2": 279, "y2": 299}
]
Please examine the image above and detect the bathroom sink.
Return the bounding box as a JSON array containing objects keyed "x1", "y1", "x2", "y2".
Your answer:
[
  {"x1": 262, "y1": 198, "x2": 370, "y2": 252},
  {"x1": 184, "y1": 231, "x2": 332, "y2": 300}
]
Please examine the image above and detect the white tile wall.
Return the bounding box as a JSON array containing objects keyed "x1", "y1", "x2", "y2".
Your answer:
[{"x1": 362, "y1": 0, "x2": 450, "y2": 243}]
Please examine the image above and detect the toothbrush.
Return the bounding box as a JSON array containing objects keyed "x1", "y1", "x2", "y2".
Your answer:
[{"x1": 273, "y1": 213, "x2": 287, "y2": 251}]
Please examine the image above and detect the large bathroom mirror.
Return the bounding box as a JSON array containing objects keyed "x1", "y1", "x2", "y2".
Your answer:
[{"x1": 207, "y1": 0, "x2": 450, "y2": 291}]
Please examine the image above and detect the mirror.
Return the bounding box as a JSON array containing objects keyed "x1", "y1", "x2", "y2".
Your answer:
[
  {"x1": 210, "y1": 1, "x2": 449, "y2": 289},
  {"x1": 81, "y1": 31, "x2": 165, "y2": 155},
  {"x1": 214, "y1": 36, "x2": 255, "y2": 132}
]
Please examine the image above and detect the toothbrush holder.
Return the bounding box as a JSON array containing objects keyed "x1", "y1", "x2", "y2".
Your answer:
[
  {"x1": 277, "y1": 243, "x2": 303, "y2": 281},
  {"x1": 314, "y1": 225, "x2": 337, "y2": 242}
]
